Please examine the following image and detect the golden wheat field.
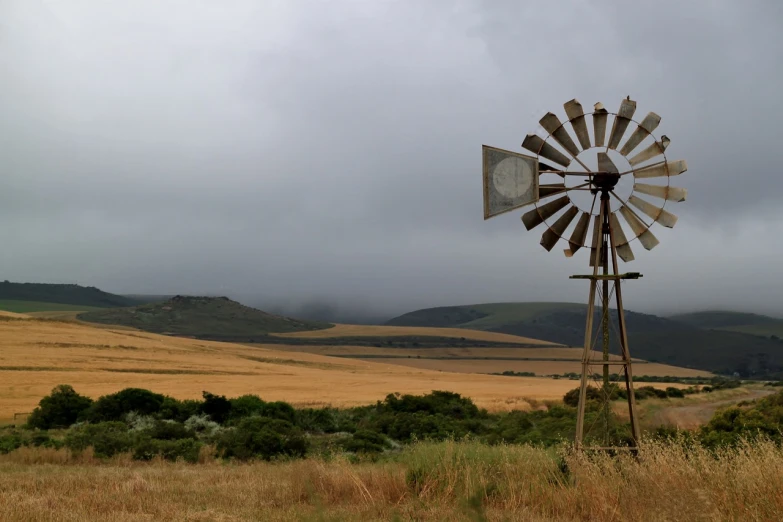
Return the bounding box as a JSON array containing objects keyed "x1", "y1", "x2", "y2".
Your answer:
[
  {"x1": 1, "y1": 439, "x2": 782, "y2": 521},
  {"x1": 0, "y1": 318, "x2": 616, "y2": 422},
  {"x1": 360, "y1": 357, "x2": 713, "y2": 378},
  {"x1": 266, "y1": 345, "x2": 599, "y2": 359},
  {"x1": 274, "y1": 323, "x2": 559, "y2": 345}
]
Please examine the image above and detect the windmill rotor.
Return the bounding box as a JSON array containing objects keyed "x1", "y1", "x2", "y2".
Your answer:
[{"x1": 508, "y1": 96, "x2": 688, "y2": 264}]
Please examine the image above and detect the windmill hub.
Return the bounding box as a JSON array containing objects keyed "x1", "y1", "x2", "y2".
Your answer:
[{"x1": 591, "y1": 172, "x2": 621, "y2": 192}]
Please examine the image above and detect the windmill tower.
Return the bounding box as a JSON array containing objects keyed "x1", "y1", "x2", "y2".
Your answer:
[{"x1": 482, "y1": 97, "x2": 688, "y2": 451}]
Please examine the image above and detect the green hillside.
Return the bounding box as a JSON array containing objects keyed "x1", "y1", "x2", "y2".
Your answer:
[
  {"x1": 0, "y1": 281, "x2": 146, "y2": 309},
  {"x1": 78, "y1": 295, "x2": 334, "y2": 340},
  {"x1": 670, "y1": 311, "x2": 783, "y2": 338},
  {"x1": 387, "y1": 302, "x2": 783, "y2": 379}
]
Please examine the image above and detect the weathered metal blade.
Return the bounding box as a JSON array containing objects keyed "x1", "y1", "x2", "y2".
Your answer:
[
  {"x1": 619, "y1": 205, "x2": 659, "y2": 250},
  {"x1": 541, "y1": 206, "x2": 579, "y2": 251},
  {"x1": 597, "y1": 152, "x2": 620, "y2": 173},
  {"x1": 522, "y1": 134, "x2": 572, "y2": 167},
  {"x1": 619, "y1": 112, "x2": 661, "y2": 157},
  {"x1": 633, "y1": 183, "x2": 687, "y2": 202},
  {"x1": 633, "y1": 160, "x2": 688, "y2": 179},
  {"x1": 593, "y1": 102, "x2": 608, "y2": 147},
  {"x1": 539, "y1": 161, "x2": 560, "y2": 172},
  {"x1": 539, "y1": 183, "x2": 567, "y2": 198},
  {"x1": 609, "y1": 212, "x2": 635, "y2": 262},
  {"x1": 628, "y1": 195, "x2": 678, "y2": 228},
  {"x1": 539, "y1": 112, "x2": 579, "y2": 157},
  {"x1": 607, "y1": 97, "x2": 637, "y2": 150},
  {"x1": 564, "y1": 212, "x2": 590, "y2": 257},
  {"x1": 521, "y1": 196, "x2": 570, "y2": 231},
  {"x1": 589, "y1": 215, "x2": 602, "y2": 266},
  {"x1": 564, "y1": 99, "x2": 591, "y2": 150},
  {"x1": 628, "y1": 136, "x2": 670, "y2": 166}
]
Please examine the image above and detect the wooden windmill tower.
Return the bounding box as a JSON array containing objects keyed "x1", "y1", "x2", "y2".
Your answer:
[{"x1": 482, "y1": 97, "x2": 688, "y2": 450}]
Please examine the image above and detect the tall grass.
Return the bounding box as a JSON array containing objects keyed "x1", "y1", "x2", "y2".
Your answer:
[{"x1": 1, "y1": 438, "x2": 782, "y2": 520}]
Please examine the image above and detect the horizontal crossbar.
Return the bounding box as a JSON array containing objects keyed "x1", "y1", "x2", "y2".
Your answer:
[{"x1": 570, "y1": 272, "x2": 643, "y2": 280}]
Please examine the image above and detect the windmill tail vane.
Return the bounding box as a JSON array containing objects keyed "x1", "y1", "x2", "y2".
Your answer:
[{"x1": 482, "y1": 96, "x2": 690, "y2": 452}]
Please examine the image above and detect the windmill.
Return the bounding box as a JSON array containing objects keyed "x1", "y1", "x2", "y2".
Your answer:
[{"x1": 482, "y1": 97, "x2": 688, "y2": 451}]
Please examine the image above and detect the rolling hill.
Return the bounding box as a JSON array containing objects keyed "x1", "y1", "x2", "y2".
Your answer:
[
  {"x1": 387, "y1": 302, "x2": 783, "y2": 378},
  {"x1": 670, "y1": 311, "x2": 783, "y2": 338},
  {"x1": 0, "y1": 281, "x2": 149, "y2": 310},
  {"x1": 78, "y1": 295, "x2": 334, "y2": 339}
]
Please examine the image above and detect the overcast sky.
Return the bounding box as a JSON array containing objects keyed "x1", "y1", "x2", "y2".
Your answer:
[{"x1": 1, "y1": 0, "x2": 781, "y2": 320}]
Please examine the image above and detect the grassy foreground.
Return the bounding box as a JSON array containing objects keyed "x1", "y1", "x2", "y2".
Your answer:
[{"x1": 1, "y1": 439, "x2": 781, "y2": 521}]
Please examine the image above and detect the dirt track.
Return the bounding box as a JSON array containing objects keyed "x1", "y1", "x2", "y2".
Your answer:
[{"x1": 651, "y1": 389, "x2": 775, "y2": 429}]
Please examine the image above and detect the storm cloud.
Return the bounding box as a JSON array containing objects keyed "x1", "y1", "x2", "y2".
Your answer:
[{"x1": 0, "y1": 0, "x2": 781, "y2": 321}]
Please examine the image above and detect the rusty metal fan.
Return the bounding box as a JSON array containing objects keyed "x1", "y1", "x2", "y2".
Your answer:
[{"x1": 521, "y1": 97, "x2": 687, "y2": 263}]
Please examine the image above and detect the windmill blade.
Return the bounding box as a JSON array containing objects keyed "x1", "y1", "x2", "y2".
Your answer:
[
  {"x1": 539, "y1": 113, "x2": 580, "y2": 157},
  {"x1": 541, "y1": 206, "x2": 579, "y2": 251},
  {"x1": 564, "y1": 99, "x2": 591, "y2": 150},
  {"x1": 597, "y1": 152, "x2": 620, "y2": 174},
  {"x1": 618, "y1": 205, "x2": 659, "y2": 250},
  {"x1": 628, "y1": 195, "x2": 678, "y2": 228},
  {"x1": 633, "y1": 183, "x2": 687, "y2": 202},
  {"x1": 633, "y1": 160, "x2": 688, "y2": 179},
  {"x1": 522, "y1": 134, "x2": 572, "y2": 167},
  {"x1": 589, "y1": 215, "x2": 602, "y2": 267},
  {"x1": 628, "y1": 136, "x2": 670, "y2": 166},
  {"x1": 521, "y1": 196, "x2": 570, "y2": 230},
  {"x1": 619, "y1": 112, "x2": 661, "y2": 157},
  {"x1": 564, "y1": 212, "x2": 590, "y2": 257},
  {"x1": 609, "y1": 212, "x2": 635, "y2": 262},
  {"x1": 593, "y1": 102, "x2": 608, "y2": 147},
  {"x1": 607, "y1": 97, "x2": 637, "y2": 150},
  {"x1": 539, "y1": 183, "x2": 567, "y2": 198}
]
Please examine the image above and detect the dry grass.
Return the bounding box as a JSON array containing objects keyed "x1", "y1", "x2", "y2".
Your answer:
[
  {"x1": 0, "y1": 319, "x2": 596, "y2": 421},
  {"x1": 274, "y1": 323, "x2": 559, "y2": 345},
  {"x1": 0, "y1": 439, "x2": 781, "y2": 521},
  {"x1": 268, "y1": 345, "x2": 595, "y2": 359}
]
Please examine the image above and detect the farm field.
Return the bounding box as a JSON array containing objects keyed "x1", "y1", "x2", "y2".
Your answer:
[
  {"x1": 0, "y1": 300, "x2": 102, "y2": 313},
  {"x1": 0, "y1": 317, "x2": 623, "y2": 423},
  {"x1": 359, "y1": 357, "x2": 712, "y2": 378},
  {"x1": 274, "y1": 323, "x2": 559, "y2": 345}
]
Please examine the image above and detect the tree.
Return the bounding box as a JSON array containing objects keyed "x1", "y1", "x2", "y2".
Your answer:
[{"x1": 26, "y1": 385, "x2": 93, "y2": 430}]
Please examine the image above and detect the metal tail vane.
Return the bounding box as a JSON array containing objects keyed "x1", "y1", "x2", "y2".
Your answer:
[{"x1": 482, "y1": 96, "x2": 689, "y2": 452}]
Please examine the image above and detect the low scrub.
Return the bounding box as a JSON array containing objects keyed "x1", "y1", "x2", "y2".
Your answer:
[{"x1": 5, "y1": 384, "x2": 782, "y2": 463}]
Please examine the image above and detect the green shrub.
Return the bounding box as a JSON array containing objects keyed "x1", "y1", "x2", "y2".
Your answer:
[
  {"x1": 157, "y1": 397, "x2": 202, "y2": 422},
  {"x1": 83, "y1": 388, "x2": 166, "y2": 422},
  {"x1": 201, "y1": 392, "x2": 232, "y2": 424},
  {"x1": 341, "y1": 430, "x2": 390, "y2": 454},
  {"x1": 0, "y1": 432, "x2": 22, "y2": 454},
  {"x1": 64, "y1": 421, "x2": 134, "y2": 458},
  {"x1": 146, "y1": 420, "x2": 195, "y2": 441},
  {"x1": 666, "y1": 387, "x2": 686, "y2": 398},
  {"x1": 216, "y1": 416, "x2": 309, "y2": 461},
  {"x1": 295, "y1": 407, "x2": 341, "y2": 433},
  {"x1": 132, "y1": 437, "x2": 202, "y2": 463},
  {"x1": 26, "y1": 384, "x2": 93, "y2": 429}
]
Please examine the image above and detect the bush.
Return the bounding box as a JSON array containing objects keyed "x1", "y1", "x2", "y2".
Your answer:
[
  {"x1": 132, "y1": 437, "x2": 202, "y2": 463},
  {"x1": 201, "y1": 392, "x2": 232, "y2": 424},
  {"x1": 65, "y1": 421, "x2": 134, "y2": 458},
  {"x1": 341, "y1": 430, "x2": 389, "y2": 454},
  {"x1": 666, "y1": 387, "x2": 686, "y2": 398},
  {"x1": 0, "y1": 432, "x2": 23, "y2": 454},
  {"x1": 158, "y1": 397, "x2": 201, "y2": 422},
  {"x1": 216, "y1": 416, "x2": 309, "y2": 461},
  {"x1": 82, "y1": 388, "x2": 166, "y2": 423},
  {"x1": 26, "y1": 384, "x2": 93, "y2": 429},
  {"x1": 146, "y1": 420, "x2": 195, "y2": 441}
]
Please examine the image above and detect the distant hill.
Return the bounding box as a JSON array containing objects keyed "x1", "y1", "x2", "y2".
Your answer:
[
  {"x1": 0, "y1": 281, "x2": 145, "y2": 309},
  {"x1": 78, "y1": 295, "x2": 334, "y2": 340},
  {"x1": 387, "y1": 302, "x2": 783, "y2": 378},
  {"x1": 670, "y1": 311, "x2": 783, "y2": 338}
]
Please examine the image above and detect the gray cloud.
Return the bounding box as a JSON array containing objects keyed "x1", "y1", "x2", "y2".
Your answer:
[{"x1": 0, "y1": 0, "x2": 781, "y2": 321}]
